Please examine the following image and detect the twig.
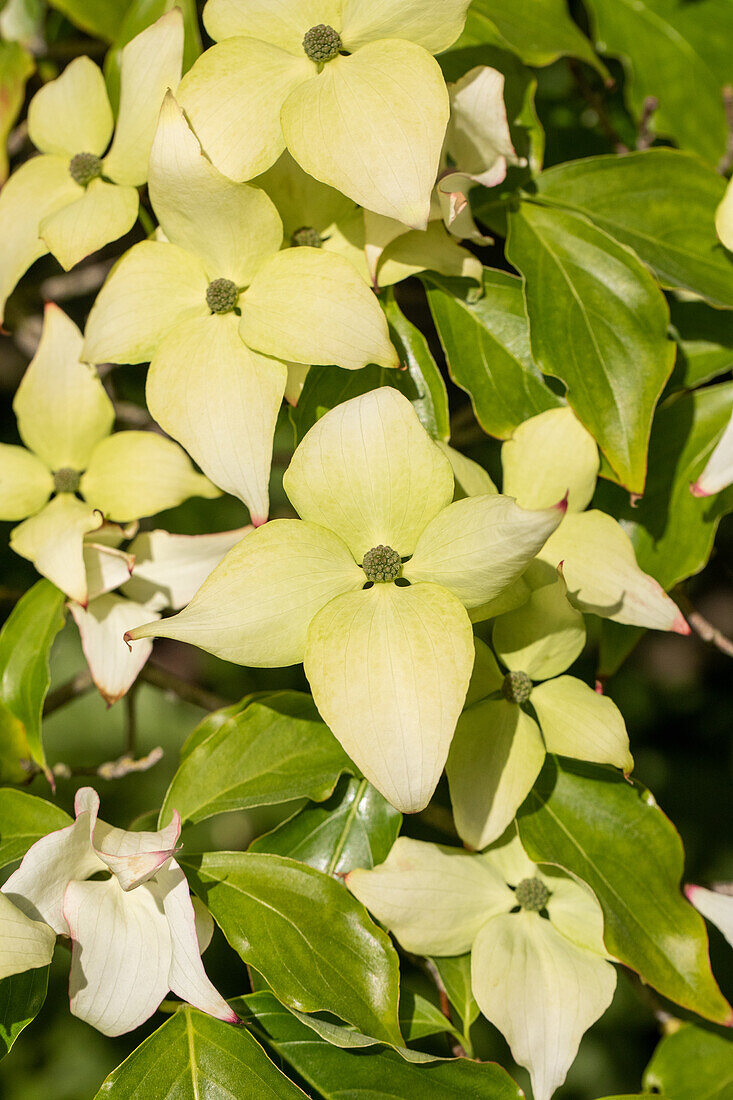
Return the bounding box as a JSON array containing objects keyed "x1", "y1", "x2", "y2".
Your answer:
[
  {"x1": 718, "y1": 85, "x2": 733, "y2": 175},
  {"x1": 674, "y1": 592, "x2": 733, "y2": 659},
  {"x1": 636, "y1": 95, "x2": 659, "y2": 150},
  {"x1": 140, "y1": 662, "x2": 231, "y2": 712},
  {"x1": 43, "y1": 670, "x2": 95, "y2": 716},
  {"x1": 568, "y1": 59, "x2": 629, "y2": 154},
  {"x1": 25, "y1": 747, "x2": 164, "y2": 782}
]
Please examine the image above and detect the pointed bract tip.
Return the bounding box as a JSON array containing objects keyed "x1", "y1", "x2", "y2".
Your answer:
[
  {"x1": 123, "y1": 630, "x2": 134, "y2": 651},
  {"x1": 251, "y1": 513, "x2": 268, "y2": 528},
  {"x1": 684, "y1": 884, "x2": 698, "y2": 902},
  {"x1": 630, "y1": 493, "x2": 642, "y2": 508},
  {"x1": 594, "y1": 679, "x2": 604, "y2": 695},
  {"x1": 672, "y1": 612, "x2": 691, "y2": 636},
  {"x1": 554, "y1": 490, "x2": 569, "y2": 514},
  {"x1": 690, "y1": 479, "x2": 710, "y2": 498}
]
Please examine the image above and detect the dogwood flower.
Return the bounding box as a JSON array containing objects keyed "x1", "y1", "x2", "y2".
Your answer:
[
  {"x1": 126, "y1": 387, "x2": 565, "y2": 812},
  {"x1": 501, "y1": 405, "x2": 688, "y2": 632},
  {"x1": 71, "y1": 527, "x2": 252, "y2": 704},
  {"x1": 437, "y1": 65, "x2": 523, "y2": 241},
  {"x1": 82, "y1": 94, "x2": 396, "y2": 525},
  {"x1": 0, "y1": 11, "x2": 183, "y2": 321},
  {"x1": 0, "y1": 304, "x2": 218, "y2": 604},
  {"x1": 448, "y1": 570, "x2": 633, "y2": 850},
  {"x1": 0, "y1": 787, "x2": 236, "y2": 1036},
  {"x1": 347, "y1": 832, "x2": 616, "y2": 1100},
  {"x1": 176, "y1": 0, "x2": 473, "y2": 227},
  {"x1": 691, "y1": 411, "x2": 733, "y2": 498},
  {"x1": 257, "y1": 151, "x2": 483, "y2": 292},
  {"x1": 716, "y1": 173, "x2": 733, "y2": 251},
  {"x1": 685, "y1": 883, "x2": 733, "y2": 949}
]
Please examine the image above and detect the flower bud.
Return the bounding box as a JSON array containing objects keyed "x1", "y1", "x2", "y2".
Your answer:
[
  {"x1": 502, "y1": 670, "x2": 532, "y2": 704},
  {"x1": 303, "y1": 24, "x2": 342, "y2": 63},
  {"x1": 515, "y1": 876, "x2": 550, "y2": 912},
  {"x1": 362, "y1": 545, "x2": 402, "y2": 583},
  {"x1": 206, "y1": 278, "x2": 239, "y2": 314},
  {"x1": 69, "y1": 152, "x2": 103, "y2": 188}
]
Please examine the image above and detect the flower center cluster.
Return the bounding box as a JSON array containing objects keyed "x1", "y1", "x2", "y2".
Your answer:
[
  {"x1": 291, "y1": 226, "x2": 323, "y2": 248},
  {"x1": 206, "y1": 278, "x2": 239, "y2": 314},
  {"x1": 515, "y1": 877, "x2": 549, "y2": 912},
  {"x1": 502, "y1": 670, "x2": 532, "y2": 704},
  {"x1": 53, "y1": 467, "x2": 81, "y2": 493},
  {"x1": 303, "y1": 24, "x2": 342, "y2": 63},
  {"x1": 362, "y1": 545, "x2": 401, "y2": 583},
  {"x1": 69, "y1": 152, "x2": 103, "y2": 187}
]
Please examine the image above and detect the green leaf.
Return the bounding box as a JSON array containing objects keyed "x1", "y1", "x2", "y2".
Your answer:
[
  {"x1": 289, "y1": 362, "x2": 435, "y2": 445},
  {"x1": 457, "y1": 0, "x2": 605, "y2": 76},
  {"x1": 161, "y1": 692, "x2": 353, "y2": 828},
  {"x1": 0, "y1": 42, "x2": 34, "y2": 183},
  {"x1": 583, "y1": 0, "x2": 732, "y2": 165},
  {"x1": 0, "y1": 581, "x2": 66, "y2": 775},
  {"x1": 104, "y1": 0, "x2": 202, "y2": 112},
  {"x1": 0, "y1": 966, "x2": 49, "y2": 1060},
  {"x1": 383, "y1": 289, "x2": 450, "y2": 442},
  {"x1": 181, "y1": 851, "x2": 403, "y2": 1046},
  {"x1": 94, "y1": 1005, "x2": 306, "y2": 1098},
  {"x1": 643, "y1": 1023, "x2": 733, "y2": 1100},
  {"x1": 534, "y1": 151, "x2": 733, "y2": 309},
  {"x1": 250, "y1": 776, "x2": 402, "y2": 876},
  {"x1": 518, "y1": 758, "x2": 731, "y2": 1025},
  {"x1": 239, "y1": 991, "x2": 524, "y2": 1098},
  {"x1": 423, "y1": 270, "x2": 562, "y2": 440},
  {"x1": 506, "y1": 200, "x2": 676, "y2": 492},
  {"x1": 668, "y1": 299, "x2": 733, "y2": 391},
  {"x1": 46, "y1": 0, "x2": 129, "y2": 41},
  {"x1": 0, "y1": 788, "x2": 71, "y2": 870},
  {"x1": 596, "y1": 381, "x2": 733, "y2": 590},
  {"x1": 430, "y1": 954, "x2": 480, "y2": 1034}
]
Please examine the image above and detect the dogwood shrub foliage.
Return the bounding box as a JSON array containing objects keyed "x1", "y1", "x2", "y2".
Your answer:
[{"x1": 0, "y1": 0, "x2": 731, "y2": 1096}]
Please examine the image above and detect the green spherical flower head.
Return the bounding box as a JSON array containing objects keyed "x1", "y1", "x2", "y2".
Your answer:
[
  {"x1": 53, "y1": 467, "x2": 81, "y2": 494},
  {"x1": 515, "y1": 877, "x2": 550, "y2": 912},
  {"x1": 303, "y1": 24, "x2": 342, "y2": 63},
  {"x1": 362, "y1": 545, "x2": 402, "y2": 583},
  {"x1": 69, "y1": 152, "x2": 103, "y2": 187},
  {"x1": 502, "y1": 670, "x2": 532, "y2": 705},
  {"x1": 206, "y1": 278, "x2": 239, "y2": 314},
  {"x1": 291, "y1": 226, "x2": 323, "y2": 248}
]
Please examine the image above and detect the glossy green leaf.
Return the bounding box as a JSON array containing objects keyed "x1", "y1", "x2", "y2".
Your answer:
[
  {"x1": 289, "y1": 363, "x2": 431, "y2": 444},
  {"x1": 643, "y1": 1023, "x2": 733, "y2": 1100},
  {"x1": 431, "y1": 953, "x2": 480, "y2": 1034},
  {"x1": 669, "y1": 299, "x2": 733, "y2": 391},
  {"x1": 249, "y1": 776, "x2": 401, "y2": 876},
  {"x1": 0, "y1": 788, "x2": 71, "y2": 870},
  {"x1": 46, "y1": 0, "x2": 128, "y2": 40},
  {"x1": 239, "y1": 991, "x2": 524, "y2": 1099},
  {"x1": 161, "y1": 693, "x2": 353, "y2": 828},
  {"x1": 584, "y1": 0, "x2": 732, "y2": 165},
  {"x1": 94, "y1": 1005, "x2": 306, "y2": 1098},
  {"x1": 0, "y1": 700, "x2": 34, "y2": 786},
  {"x1": 0, "y1": 966, "x2": 49, "y2": 1060},
  {"x1": 507, "y1": 200, "x2": 675, "y2": 491},
  {"x1": 104, "y1": 0, "x2": 201, "y2": 112},
  {"x1": 596, "y1": 382, "x2": 733, "y2": 590},
  {"x1": 535, "y1": 151, "x2": 733, "y2": 309},
  {"x1": 457, "y1": 0, "x2": 604, "y2": 75},
  {"x1": 0, "y1": 43, "x2": 33, "y2": 183},
  {"x1": 182, "y1": 852, "x2": 403, "y2": 1046},
  {"x1": 179, "y1": 696, "x2": 251, "y2": 758},
  {"x1": 0, "y1": 580, "x2": 66, "y2": 774},
  {"x1": 399, "y1": 991, "x2": 461, "y2": 1045},
  {"x1": 423, "y1": 270, "x2": 562, "y2": 440},
  {"x1": 383, "y1": 288, "x2": 450, "y2": 442},
  {"x1": 518, "y1": 758, "x2": 731, "y2": 1024}
]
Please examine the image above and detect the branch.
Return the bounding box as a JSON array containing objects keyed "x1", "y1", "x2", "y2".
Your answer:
[
  {"x1": 43, "y1": 670, "x2": 95, "y2": 716},
  {"x1": 675, "y1": 592, "x2": 733, "y2": 659},
  {"x1": 568, "y1": 60, "x2": 629, "y2": 154},
  {"x1": 140, "y1": 662, "x2": 232, "y2": 712},
  {"x1": 421, "y1": 958, "x2": 471, "y2": 1059},
  {"x1": 24, "y1": 746, "x2": 164, "y2": 782}
]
